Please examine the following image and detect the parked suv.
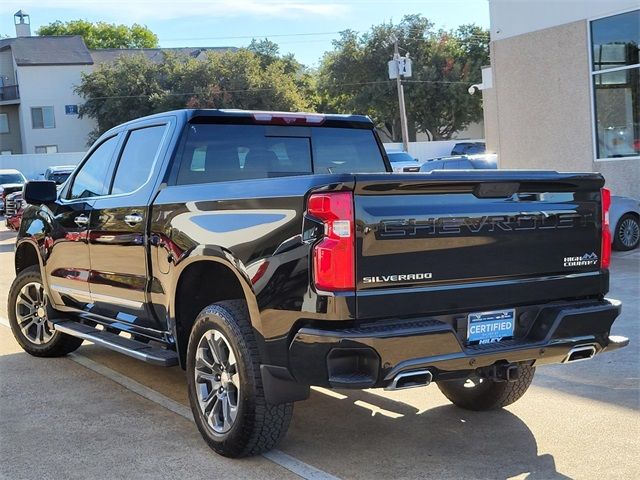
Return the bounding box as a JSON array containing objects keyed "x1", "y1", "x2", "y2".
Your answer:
[
  {"x1": 421, "y1": 154, "x2": 497, "y2": 171},
  {"x1": 43, "y1": 165, "x2": 76, "y2": 185},
  {"x1": 9, "y1": 109, "x2": 627, "y2": 458},
  {"x1": 450, "y1": 141, "x2": 486, "y2": 155}
]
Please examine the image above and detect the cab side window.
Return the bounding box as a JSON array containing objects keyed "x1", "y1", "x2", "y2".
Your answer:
[
  {"x1": 111, "y1": 125, "x2": 166, "y2": 195},
  {"x1": 69, "y1": 136, "x2": 119, "y2": 199}
]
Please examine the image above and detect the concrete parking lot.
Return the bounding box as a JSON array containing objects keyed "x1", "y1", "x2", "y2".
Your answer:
[{"x1": 0, "y1": 222, "x2": 638, "y2": 480}]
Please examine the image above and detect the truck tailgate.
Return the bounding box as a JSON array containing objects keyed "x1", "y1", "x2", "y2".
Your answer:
[{"x1": 354, "y1": 171, "x2": 607, "y2": 319}]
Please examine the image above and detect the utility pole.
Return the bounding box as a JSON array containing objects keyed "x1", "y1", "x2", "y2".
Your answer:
[{"x1": 392, "y1": 36, "x2": 410, "y2": 152}]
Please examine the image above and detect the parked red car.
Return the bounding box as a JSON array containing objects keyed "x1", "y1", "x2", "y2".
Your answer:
[{"x1": 4, "y1": 190, "x2": 24, "y2": 231}]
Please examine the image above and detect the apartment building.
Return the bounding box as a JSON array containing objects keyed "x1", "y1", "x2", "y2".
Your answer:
[{"x1": 0, "y1": 10, "x2": 233, "y2": 155}]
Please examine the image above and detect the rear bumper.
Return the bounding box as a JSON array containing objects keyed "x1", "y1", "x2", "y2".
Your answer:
[{"x1": 286, "y1": 298, "x2": 626, "y2": 389}]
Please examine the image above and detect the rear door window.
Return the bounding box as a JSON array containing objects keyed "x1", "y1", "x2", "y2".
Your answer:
[{"x1": 176, "y1": 124, "x2": 312, "y2": 185}]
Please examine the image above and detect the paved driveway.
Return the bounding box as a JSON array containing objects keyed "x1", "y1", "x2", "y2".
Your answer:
[{"x1": 0, "y1": 222, "x2": 638, "y2": 479}]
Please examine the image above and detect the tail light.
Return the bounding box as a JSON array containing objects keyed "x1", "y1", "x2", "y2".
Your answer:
[
  {"x1": 601, "y1": 187, "x2": 611, "y2": 269},
  {"x1": 307, "y1": 191, "x2": 355, "y2": 291}
]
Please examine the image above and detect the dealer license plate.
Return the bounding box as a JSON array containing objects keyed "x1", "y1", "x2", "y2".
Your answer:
[{"x1": 467, "y1": 309, "x2": 515, "y2": 344}]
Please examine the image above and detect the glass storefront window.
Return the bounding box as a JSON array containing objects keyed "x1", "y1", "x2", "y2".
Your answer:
[
  {"x1": 591, "y1": 10, "x2": 640, "y2": 160},
  {"x1": 591, "y1": 10, "x2": 639, "y2": 71}
]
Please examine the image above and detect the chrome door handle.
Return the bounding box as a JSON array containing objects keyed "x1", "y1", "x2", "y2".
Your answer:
[
  {"x1": 74, "y1": 214, "x2": 89, "y2": 227},
  {"x1": 124, "y1": 213, "x2": 143, "y2": 227}
]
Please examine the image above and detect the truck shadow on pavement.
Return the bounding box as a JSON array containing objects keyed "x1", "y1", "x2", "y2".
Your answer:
[{"x1": 286, "y1": 388, "x2": 571, "y2": 480}]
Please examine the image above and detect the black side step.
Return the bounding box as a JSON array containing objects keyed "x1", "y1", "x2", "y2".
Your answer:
[{"x1": 53, "y1": 320, "x2": 179, "y2": 367}]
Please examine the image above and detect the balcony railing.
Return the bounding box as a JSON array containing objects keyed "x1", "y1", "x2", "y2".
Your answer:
[{"x1": 0, "y1": 85, "x2": 20, "y2": 101}]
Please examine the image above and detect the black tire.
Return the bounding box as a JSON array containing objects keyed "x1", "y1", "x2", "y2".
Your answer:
[
  {"x1": 186, "y1": 300, "x2": 293, "y2": 458},
  {"x1": 436, "y1": 364, "x2": 535, "y2": 411},
  {"x1": 613, "y1": 213, "x2": 640, "y2": 251},
  {"x1": 8, "y1": 266, "x2": 83, "y2": 357}
]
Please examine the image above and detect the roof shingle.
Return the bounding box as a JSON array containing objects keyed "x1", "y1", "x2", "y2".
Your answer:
[
  {"x1": 0, "y1": 35, "x2": 93, "y2": 66},
  {"x1": 89, "y1": 46, "x2": 237, "y2": 65}
]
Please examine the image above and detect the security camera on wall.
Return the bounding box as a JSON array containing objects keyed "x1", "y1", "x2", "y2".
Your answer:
[{"x1": 468, "y1": 84, "x2": 482, "y2": 95}]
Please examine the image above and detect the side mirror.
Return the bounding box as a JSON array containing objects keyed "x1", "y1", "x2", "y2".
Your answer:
[{"x1": 23, "y1": 180, "x2": 57, "y2": 205}]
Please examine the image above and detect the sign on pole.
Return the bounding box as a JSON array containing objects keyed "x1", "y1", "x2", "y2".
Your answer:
[
  {"x1": 398, "y1": 57, "x2": 412, "y2": 77},
  {"x1": 390, "y1": 36, "x2": 412, "y2": 152},
  {"x1": 388, "y1": 56, "x2": 412, "y2": 79},
  {"x1": 388, "y1": 59, "x2": 398, "y2": 79}
]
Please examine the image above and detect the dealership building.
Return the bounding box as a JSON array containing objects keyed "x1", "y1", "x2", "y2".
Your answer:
[{"x1": 483, "y1": 1, "x2": 639, "y2": 198}]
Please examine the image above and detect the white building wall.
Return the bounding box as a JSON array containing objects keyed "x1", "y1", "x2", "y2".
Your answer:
[
  {"x1": 16, "y1": 64, "x2": 96, "y2": 153},
  {"x1": 485, "y1": 1, "x2": 640, "y2": 198},
  {"x1": 414, "y1": 121, "x2": 485, "y2": 142},
  {"x1": 489, "y1": 0, "x2": 640, "y2": 39},
  {"x1": 384, "y1": 139, "x2": 486, "y2": 161}
]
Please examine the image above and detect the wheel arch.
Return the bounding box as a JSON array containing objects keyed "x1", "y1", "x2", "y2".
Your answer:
[
  {"x1": 171, "y1": 254, "x2": 262, "y2": 368},
  {"x1": 619, "y1": 210, "x2": 639, "y2": 222},
  {"x1": 15, "y1": 240, "x2": 41, "y2": 275}
]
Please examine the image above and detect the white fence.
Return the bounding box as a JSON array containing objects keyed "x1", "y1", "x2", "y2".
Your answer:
[
  {"x1": 384, "y1": 139, "x2": 485, "y2": 162},
  {"x1": 0, "y1": 140, "x2": 484, "y2": 180},
  {"x1": 0, "y1": 152, "x2": 85, "y2": 180}
]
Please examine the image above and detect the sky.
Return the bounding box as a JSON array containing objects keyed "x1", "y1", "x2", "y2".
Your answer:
[{"x1": 1, "y1": 0, "x2": 489, "y2": 66}]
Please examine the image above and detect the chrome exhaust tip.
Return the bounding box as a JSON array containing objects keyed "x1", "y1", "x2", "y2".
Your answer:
[
  {"x1": 385, "y1": 369, "x2": 433, "y2": 391},
  {"x1": 563, "y1": 345, "x2": 597, "y2": 363}
]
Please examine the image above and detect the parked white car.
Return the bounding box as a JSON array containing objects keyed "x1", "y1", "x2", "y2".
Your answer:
[
  {"x1": 386, "y1": 151, "x2": 422, "y2": 172},
  {"x1": 611, "y1": 196, "x2": 640, "y2": 251}
]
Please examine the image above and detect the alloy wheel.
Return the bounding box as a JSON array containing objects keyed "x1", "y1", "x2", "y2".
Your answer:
[
  {"x1": 15, "y1": 281, "x2": 55, "y2": 345},
  {"x1": 619, "y1": 218, "x2": 640, "y2": 248},
  {"x1": 194, "y1": 329, "x2": 240, "y2": 433}
]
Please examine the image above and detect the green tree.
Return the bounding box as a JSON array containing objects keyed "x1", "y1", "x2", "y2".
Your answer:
[
  {"x1": 318, "y1": 15, "x2": 489, "y2": 140},
  {"x1": 75, "y1": 54, "x2": 167, "y2": 140},
  {"x1": 247, "y1": 39, "x2": 319, "y2": 109},
  {"x1": 247, "y1": 38, "x2": 281, "y2": 68},
  {"x1": 37, "y1": 20, "x2": 158, "y2": 49},
  {"x1": 164, "y1": 49, "x2": 310, "y2": 112},
  {"x1": 75, "y1": 49, "x2": 313, "y2": 142}
]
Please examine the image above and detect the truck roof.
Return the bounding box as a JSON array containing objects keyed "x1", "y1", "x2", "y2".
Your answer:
[{"x1": 114, "y1": 109, "x2": 374, "y2": 130}]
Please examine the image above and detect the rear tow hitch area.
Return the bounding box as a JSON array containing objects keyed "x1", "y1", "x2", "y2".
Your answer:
[{"x1": 480, "y1": 363, "x2": 521, "y2": 382}]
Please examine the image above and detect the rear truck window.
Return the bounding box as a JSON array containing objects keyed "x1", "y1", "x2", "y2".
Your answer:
[{"x1": 175, "y1": 123, "x2": 384, "y2": 185}]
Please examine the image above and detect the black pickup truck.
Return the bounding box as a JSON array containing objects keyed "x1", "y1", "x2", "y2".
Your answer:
[{"x1": 9, "y1": 109, "x2": 627, "y2": 457}]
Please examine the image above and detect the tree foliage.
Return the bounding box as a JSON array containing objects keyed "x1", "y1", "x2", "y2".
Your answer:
[
  {"x1": 37, "y1": 20, "x2": 158, "y2": 49},
  {"x1": 75, "y1": 16, "x2": 489, "y2": 143},
  {"x1": 317, "y1": 15, "x2": 489, "y2": 140},
  {"x1": 76, "y1": 47, "x2": 313, "y2": 141}
]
